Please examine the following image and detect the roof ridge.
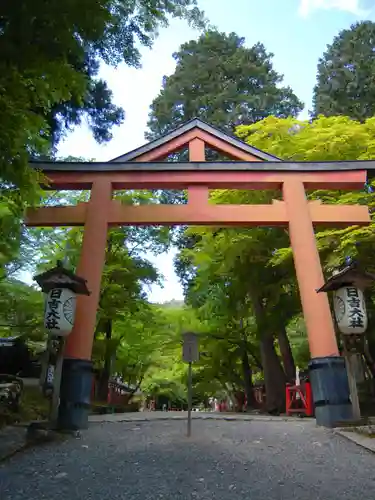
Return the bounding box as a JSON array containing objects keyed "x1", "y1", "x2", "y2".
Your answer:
[{"x1": 110, "y1": 118, "x2": 280, "y2": 163}]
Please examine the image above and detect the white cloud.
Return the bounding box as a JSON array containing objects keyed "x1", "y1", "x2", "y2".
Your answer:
[{"x1": 298, "y1": 0, "x2": 370, "y2": 17}]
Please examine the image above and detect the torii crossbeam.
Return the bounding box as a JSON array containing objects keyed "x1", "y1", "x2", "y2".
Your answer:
[{"x1": 26, "y1": 118, "x2": 373, "y2": 429}]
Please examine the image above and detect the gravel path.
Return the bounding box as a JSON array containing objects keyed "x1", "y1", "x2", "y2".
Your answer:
[{"x1": 1, "y1": 418, "x2": 375, "y2": 499}]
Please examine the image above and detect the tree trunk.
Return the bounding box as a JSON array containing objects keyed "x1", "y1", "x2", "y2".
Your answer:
[
  {"x1": 277, "y1": 326, "x2": 296, "y2": 383},
  {"x1": 250, "y1": 289, "x2": 286, "y2": 414},
  {"x1": 127, "y1": 375, "x2": 144, "y2": 403},
  {"x1": 260, "y1": 332, "x2": 287, "y2": 414},
  {"x1": 98, "y1": 319, "x2": 112, "y2": 402},
  {"x1": 225, "y1": 385, "x2": 238, "y2": 411},
  {"x1": 241, "y1": 344, "x2": 255, "y2": 410}
]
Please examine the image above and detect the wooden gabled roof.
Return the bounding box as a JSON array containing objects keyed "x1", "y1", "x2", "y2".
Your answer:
[{"x1": 110, "y1": 118, "x2": 281, "y2": 163}]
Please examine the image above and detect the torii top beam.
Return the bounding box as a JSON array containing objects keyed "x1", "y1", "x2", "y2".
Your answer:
[
  {"x1": 26, "y1": 117, "x2": 372, "y2": 228},
  {"x1": 29, "y1": 117, "x2": 375, "y2": 191}
]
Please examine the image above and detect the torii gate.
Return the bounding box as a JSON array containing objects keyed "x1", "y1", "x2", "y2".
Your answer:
[{"x1": 27, "y1": 118, "x2": 372, "y2": 429}]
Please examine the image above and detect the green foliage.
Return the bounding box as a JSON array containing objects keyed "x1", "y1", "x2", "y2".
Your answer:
[
  {"x1": 313, "y1": 21, "x2": 375, "y2": 120},
  {"x1": 146, "y1": 30, "x2": 303, "y2": 139},
  {"x1": 9, "y1": 115, "x2": 375, "y2": 409},
  {"x1": 93, "y1": 303, "x2": 168, "y2": 386},
  {"x1": 18, "y1": 189, "x2": 180, "y2": 398},
  {"x1": 170, "y1": 114, "x2": 375, "y2": 406},
  {"x1": 0, "y1": 0, "x2": 207, "y2": 268},
  {"x1": 236, "y1": 115, "x2": 375, "y2": 270},
  {"x1": 0, "y1": 279, "x2": 44, "y2": 340},
  {"x1": 236, "y1": 114, "x2": 375, "y2": 161},
  {"x1": 5, "y1": 8, "x2": 375, "y2": 408},
  {"x1": 287, "y1": 316, "x2": 310, "y2": 370},
  {"x1": 142, "y1": 305, "x2": 208, "y2": 401},
  {"x1": 0, "y1": 196, "x2": 26, "y2": 270},
  {"x1": 167, "y1": 130, "x2": 312, "y2": 405},
  {"x1": 1, "y1": 0, "x2": 206, "y2": 163}
]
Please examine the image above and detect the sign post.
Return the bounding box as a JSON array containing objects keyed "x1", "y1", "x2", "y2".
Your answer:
[
  {"x1": 187, "y1": 361, "x2": 193, "y2": 437},
  {"x1": 182, "y1": 332, "x2": 199, "y2": 437}
]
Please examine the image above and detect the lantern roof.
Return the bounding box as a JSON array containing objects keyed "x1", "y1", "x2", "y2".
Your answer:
[
  {"x1": 34, "y1": 261, "x2": 90, "y2": 295},
  {"x1": 317, "y1": 262, "x2": 375, "y2": 293}
]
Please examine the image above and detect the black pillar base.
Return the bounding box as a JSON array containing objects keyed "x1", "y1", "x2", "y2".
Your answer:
[
  {"x1": 57, "y1": 358, "x2": 93, "y2": 431},
  {"x1": 309, "y1": 356, "x2": 353, "y2": 428}
]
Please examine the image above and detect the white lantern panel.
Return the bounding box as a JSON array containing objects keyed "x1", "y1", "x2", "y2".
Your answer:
[
  {"x1": 44, "y1": 288, "x2": 76, "y2": 337},
  {"x1": 333, "y1": 286, "x2": 367, "y2": 334}
]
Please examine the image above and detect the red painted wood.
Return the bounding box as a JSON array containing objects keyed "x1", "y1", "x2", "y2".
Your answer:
[{"x1": 41, "y1": 169, "x2": 367, "y2": 191}]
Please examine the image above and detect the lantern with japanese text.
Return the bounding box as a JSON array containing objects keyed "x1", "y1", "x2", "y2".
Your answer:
[
  {"x1": 34, "y1": 261, "x2": 90, "y2": 337},
  {"x1": 317, "y1": 263, "x2": 375, "y2": 353},
  {"x1": 333, "y1": 286, "x2": 367, "y2": 335},
  {"x1": 44, "y1": 287, "x2": 76, "y2": 336}
]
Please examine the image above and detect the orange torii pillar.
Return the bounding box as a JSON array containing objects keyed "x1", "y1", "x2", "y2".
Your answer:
[
  {"x1": 58, "y1": 180, "x2": 112, "y2": 430},
  {"x1": 283, "y1": 179, "x2": 353, "y2": 427}
]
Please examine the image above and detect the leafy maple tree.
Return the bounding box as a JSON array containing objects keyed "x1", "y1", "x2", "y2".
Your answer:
[
  {"x1": 177, "y1": 195, "x2": 297, "y2": 412},
  {"x1": 236, "y1": 115, "x2": 375, "y2": 271},
  {"x1": 237, "y1": 115, "x2": 375, "y2": 373}
]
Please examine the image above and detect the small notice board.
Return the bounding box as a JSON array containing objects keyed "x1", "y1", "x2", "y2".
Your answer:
[{"x1": 182, "y1": 332, "x2": 199, "y2": 363}]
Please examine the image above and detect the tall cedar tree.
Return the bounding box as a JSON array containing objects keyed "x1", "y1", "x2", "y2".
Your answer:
[
  {"x1": 146, "y1": 30, "x2": 303, "y2": 139},
  {"x1": 313, "y1": 21, "x2": 375, "y2": 120}
]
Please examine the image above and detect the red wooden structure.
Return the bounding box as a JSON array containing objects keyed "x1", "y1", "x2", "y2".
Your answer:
[
  {"x1": 24, "y1": 117, "x2": 374, "y2": 428},
  {"x1": 286, "y1": 382, "x2": 314, "y2": 417},
  {"x1": 91, "y1": 378, "x2": 134, "y2": 406}
]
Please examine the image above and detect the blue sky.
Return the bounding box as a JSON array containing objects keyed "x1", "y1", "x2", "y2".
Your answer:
[{"x1": 55, "y1": 0, "x2": 374, "y2": 303}]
